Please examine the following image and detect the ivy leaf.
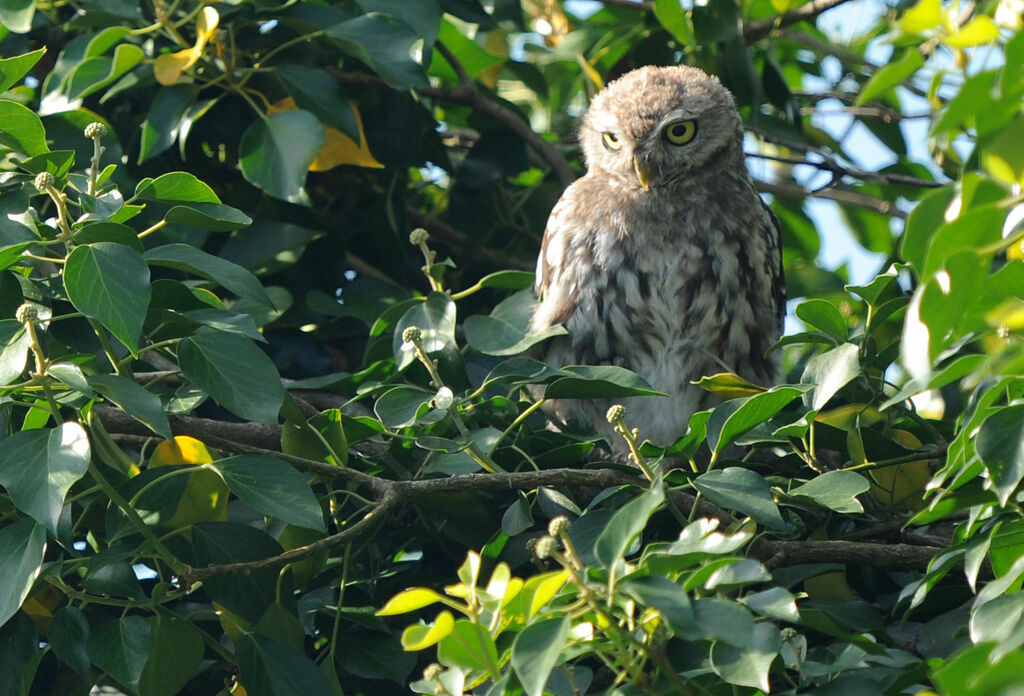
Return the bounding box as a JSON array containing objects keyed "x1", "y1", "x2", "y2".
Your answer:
[
  {"x1": 693, "y1": 468, "x2": 787, "y2": 531},
  {"x1": 0, "y1": 422, "x2": 91, "y2": 534},
  {"x1": 0, "y1": 519, "x2": 46, "y2": 627},
  {"x1": 325, "y1": 13, "x2": 429, "y2": 90},
  {"x1": 239, "y1": 110, "x2": 324, "y2": 204},
  {"x1": 178, "y1": 330, "x2": 284, "y2": 424},
  {"x1": 210, "y1": 456, "x2": 325, "y2": 532},
  {"x1": 144, "y1": 243, "x2": 271, "y2": 308},
  {"x1": 64, "y1": 242, "x2": 151, "y2": 354},
  {"x1": 88, "y1": 374, "x2": 172, "y2": 440},
  {"x1": 511, "y1": 617, "x2": 570, "y2": 696}
]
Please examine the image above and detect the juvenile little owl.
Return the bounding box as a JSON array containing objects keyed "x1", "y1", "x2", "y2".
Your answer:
[{"x1": 531, "y1": 65, "x2": 784, "y2": 452}]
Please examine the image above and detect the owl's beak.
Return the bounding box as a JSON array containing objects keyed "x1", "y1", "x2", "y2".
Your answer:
[{"x1": 633, "y1": 156, "x2": 651, "y2": 191}]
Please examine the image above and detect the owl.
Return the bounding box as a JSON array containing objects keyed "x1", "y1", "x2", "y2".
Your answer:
[{"x1": 531, "y1": 65, "x2": 784, "y2": 454}]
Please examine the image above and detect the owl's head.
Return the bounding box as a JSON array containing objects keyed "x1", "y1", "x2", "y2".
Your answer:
[{"x1": 579, "y1": 65, "x2": 743, "y2": 191}]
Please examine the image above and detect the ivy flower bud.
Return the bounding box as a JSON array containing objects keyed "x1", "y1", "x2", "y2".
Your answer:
[
  {"x1": 548, "y1": 515, "x2": 570, "y2": 537},
  {"x1": 402, "y1": 326, "x2": 422, "y2": 345},
  {"x1": 606, "y1": 404, "x2": 626, "y2": 424},
  {"x1": 409, "y1": 228, "x2": 429, "y2": 245},
  {"x1": 34, "y1": 172, "x2": 55, "y2": 190},
  {"x1": 422, "y1": 663, "x2": 442, "y2": 681},
  {"x1": 534, "y1": 535, "x2": 556, "y2": 559},
  {"x1": 84, "y1": 122, "x2": 108, "y2": 139},
  {"x1": 780, "y1": 627, "x2": 798, "y2": 642},
  {"x1": 15, "y1": 303, "x2": 39, "y2": 324}
]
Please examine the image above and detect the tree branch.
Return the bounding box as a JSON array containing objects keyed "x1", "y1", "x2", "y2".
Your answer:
[
  {"x1": 744, "y1": 0, "x2": 858, "y2": 43},
  {"x1": 753, "y1": 539, "x2": 942, "y2": 571}
]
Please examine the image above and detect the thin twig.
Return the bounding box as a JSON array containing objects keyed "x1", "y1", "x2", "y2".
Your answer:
[{"x1": 744, "y1": 0, "x2": 858, "y2": 43}]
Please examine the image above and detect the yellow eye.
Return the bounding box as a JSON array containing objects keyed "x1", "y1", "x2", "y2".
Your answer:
[
  {"x1": 664, "y1": 120, "x2": 697, "y2": 145},
  {"x1": 602, "y1": 132, "x2": 622, "y2": 151}
]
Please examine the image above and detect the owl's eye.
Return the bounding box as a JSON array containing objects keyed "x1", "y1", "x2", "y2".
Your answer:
[
  {"x1": 602, "y1": 132, "x2": 622, "y2": 151},
  {"x1": 664, "y1": 120, "x2": 697, "y2": 145}
]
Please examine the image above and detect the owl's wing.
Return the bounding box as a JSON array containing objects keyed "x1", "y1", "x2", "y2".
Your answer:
[
  {"x1": 764, "y1": 203, "x2": 786, "y2": 339},
  {"x1": 532, "y1": 184, "x2": 583, "y2": 329}
]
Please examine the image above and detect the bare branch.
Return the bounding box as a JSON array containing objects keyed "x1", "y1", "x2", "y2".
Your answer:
[
  {"x1": 756, "y1": 180, "x2": 906, "y2": 218},
  {"x1": 744, "y1": 0, "x2": 858, "y2": 43},
  {"x1": 753, "y1": 539, "x2": 942, "y2": 571}
]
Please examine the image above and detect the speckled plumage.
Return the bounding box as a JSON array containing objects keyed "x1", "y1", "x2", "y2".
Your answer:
[{"x1": 531, "y1": 65, "x2": 784, "y2": 452}]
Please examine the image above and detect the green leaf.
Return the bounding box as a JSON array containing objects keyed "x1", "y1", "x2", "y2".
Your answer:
[
  {"x1": 393, "y1": 292, "x2": 457, "y2": 369},
  {"x1": 66, "y1": 43, "x2": 144, "y2": 100},
  {"x1": 181, "y1": 308, "x2": 265, "y2": 342},
  {"x1": 144, "y1": 243, "x2": 271, "y2": 308},
  {"x1": 178, "y1": 330, "x2": 285, "y2": 424},
  {"x1": 138, "y1": 85, "x2": 195, "y2": 163},
  {"x1": 789, "y1": 470, "x2": 870, "y2": 513},
  {"x1": 922, "y1": 205, "x2": 1005, "y2": 278},
  {"x1": 134, "y1": 172, "x2": 220, "y2": 203},
  {"x1": 706, "y1": 386, "x2": 807, "y2": 454},
  {"x1": 88, "y1": 374, "x2": 172, "y2": 439},
  {"x1": 282, "y1": 408, "x2": 347, "y2": 465},
  {"x1": 653, "y1": 0, "x2": 695, "y2": 46},
  {"x1": 0, "y1": 319, "x2": 29, "y2": 385},
  {"x1": 0, "y1": 100, "x2": 48, "y2": 155},
  {"x1": 374, "y1": 385, "x2": 432, "y2": 428},
  {"x1": 237, "y1": 633, "x2": 334, "y2": 696},
  {"x1": 0, "y1": 422, "x2": 91, "y2": 533},
  {"x1": 693, "y1": 468, "x2": 787, "y2": 531},
  {"x1": 211, "y1": 456, "x2": 325, "y2": 532},
  {"x1": 0, "y1": 519, "x2": 45, "y2": 627},
  {"x1": 623, "y1": 576, "x2": 695, "y2": 632},
  {"x1": 64, "y1": 242, "x2": 150, "y2": 354},
  {"x1": 191, "y1": 522, "x2": 283, "y2": 622},
  {"x1": 86, "y1": 616, "x2": 155, "y2": 695},
  {"x1": 437, "y1": 619, "x2": 500, "y2": 675},
  {"x1": 138, "y1": 616, "x2": 205, "y2": 696},
  {"x1": 545, "y1": 365, "x2": 665, "y2": 399},
  {"x1": 325, "y1": 13, "x2": 429, "y2": 90},
  {"x1": 801, "y1": 343, "x2": 861, "y2": 411},
  {"x1": 239, "y1": 110, "x2": 324, "y2": 204},
  {"x1": 900, "y1": 186, "x2": 955, "y2": 275},
  {"x1": 795, "y1": 299, "x2": 848, "y2": 342},
  {"x1": 977, "y1": 404, "x2": 1024, "y2": 506},
  {"x1": 742, "y1": 586, "x2": 800, "y2": 622},
  {"x1": 687, "y1": 597, "x2": 755, "y2": 646},
  {"x1": 49, "y1": 607, "x2": 91, "y2": 675},
  {"x1": 0, "y1": 1, "x2": 35, "y2": 35},
  {"x1": 710, "y1": 622, "x2": 781, "y2": 691},
  {"x1": 164, "y1": 202, "x2": 252, "y2": 231},
  {"x1": 475, "y1": 269, "x2": 535, "y2": 291},
  {"x1": 464, "y1": 288, "x2": 566, "y2": 356},
  {"x1": 856, "y1": 51, "x2": 924, "y2": 105},
  {"x1": 594, "y1": 483, "x2": 665, "y2": 568},
  {"x1": 511, "y1": 617, "x2": 570, "y2": 696},
  {"x1": 73, "y1": 221, "x2": 143, "y2": 252},
  {"x1": 275, "y1": 64, "x2": 360, "y2": 142}
]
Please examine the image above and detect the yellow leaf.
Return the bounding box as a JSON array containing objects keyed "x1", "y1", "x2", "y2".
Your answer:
[
  {"x1": 900, "y1": 0, "x2": 943, "y2": 34},
  {"x1": 150, "y1": 436, "x2": 227, "y2": 527},
  {"x1": 577, "y1": 54, "x2": 604, "y2": 92},
  {"x1": 151, "y1": 435, "x2": 214, "y2": 466},
  {"x1": 982, "y1": 116, "x2": 1024, "y2": 186},
  {"x1": 478, "y1": 31, "x2": 509, "y2": 88},
  {"x1": 804, "y1": 571, "x2": 856, "y2": 600},
  {"x1": 694, "y1": 372, "x2": 765, "y2": 399},
  {"x1": 154, "y1": 6, "x2": 220, "y2": 85},
  {"x1": 870, "y1": 430, "x2": 929, "y2": 511},
  {"x1": 985, "y1": 298, "x2": 1024, "y2": 330},
  {"x1": 376, "y1": 587, "x2": 449, "y2": 616},
  {"x1": 815, "y1": 404, "x2": 884, "y2": 430},
  {"x1": 401, "y1": 610, "x2": 455, "y2": 650},
  {"x1": 23, "y1": 585, "x2": 65, "y2": 631},
  {"x1": 945, "y1": 15, "x2": 1000, "y2": 47},
  {"x1": 214, "y1": 601, "x2": 249, "y2": 644},
  {"x1": 268, "y1": 97, "x2": 383, "y2": 170}
]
